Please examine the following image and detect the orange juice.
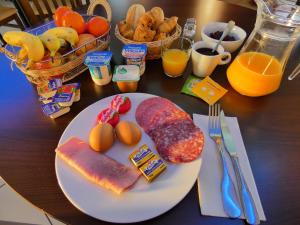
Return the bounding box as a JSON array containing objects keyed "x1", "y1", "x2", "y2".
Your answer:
[
  {"x1": 162, "y1": 49, "x2": 189, "y2": 77},
  {"x1": 227, "y1": 52, "x2": 283, "y2": 97}
]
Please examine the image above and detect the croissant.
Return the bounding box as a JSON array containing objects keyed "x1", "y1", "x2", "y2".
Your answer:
[
  {"x1": 118, "y1": 21, "x2": 134, "y2": 40},
  {"x1": 153, "y1": 32, "x2": 168, "y2": 41},
  {"x1": 150, "y1": 7, "x2": 164, "y2": 29},
  {"x1": 133, "y1": 24, "x2": 156, "y2": 42},
  {"x1": 158, "y1": 16, "x2": 178, "y2": 33},
  {"x1": 138, "y1": 12, "x2": 156, "y2": 28}
]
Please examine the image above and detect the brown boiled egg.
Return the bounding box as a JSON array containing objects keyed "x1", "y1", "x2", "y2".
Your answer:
[
  {"x1": 89, "y1": 123, "x2": 114, "y2": 152},
  {"x1": 115, "y1": 121, "x2": 141, "y2": 146}
]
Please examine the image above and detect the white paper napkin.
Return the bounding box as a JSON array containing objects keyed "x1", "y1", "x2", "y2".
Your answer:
[{"x1": 193, "y1": 114, "x2": 266, "y2": 221}]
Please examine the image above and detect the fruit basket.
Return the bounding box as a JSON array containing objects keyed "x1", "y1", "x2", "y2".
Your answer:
[{"x1": 0, "y1": 0, "x2": 112, "y2": 85}]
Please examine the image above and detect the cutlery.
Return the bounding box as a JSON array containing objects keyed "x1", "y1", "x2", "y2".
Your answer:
[
  {"x1": 208, "y1": 104, "x2": 241, "y2": 218},
  {"x1": 288, "y1": 63, "x2": 300, "y2": 80},
  {"x1": 212, "y1": 20, "x2": 235, "y2": 53},
  {"x1": 220, "y1": 110, "x2": 260, "y2": 224}
]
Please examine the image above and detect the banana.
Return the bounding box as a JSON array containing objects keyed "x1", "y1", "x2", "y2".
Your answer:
[
  {"x1": 39, "y1": 33, "x2": 61, "y2": 57},
  {"x1": 3, "y1": 31, "x2": 45, "y2": 63},
  {"x1": 43, "y1": 27, "x2": 79, "y2": 46},
  {"x1": 17, "y1": 48, "x2": 28, "y2": 61}
]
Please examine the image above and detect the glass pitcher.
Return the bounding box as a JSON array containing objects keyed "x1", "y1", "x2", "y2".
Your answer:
[{"x1": 227, "y1": 0, "x2": 300, "y2": 97}]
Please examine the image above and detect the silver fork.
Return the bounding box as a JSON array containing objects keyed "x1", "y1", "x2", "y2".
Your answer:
[{"x1": 208, "y1": 104, "x2": 241, "y2": 218}]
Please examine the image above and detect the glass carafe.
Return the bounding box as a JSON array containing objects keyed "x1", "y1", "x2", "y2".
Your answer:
[{"x1": 227, "y1": 0, "x2": 300, "y2": 97}]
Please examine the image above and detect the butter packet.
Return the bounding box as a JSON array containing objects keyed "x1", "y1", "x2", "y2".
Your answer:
[
  {"x1": 191, "y1": 76, "x2": 227, "y2": 105},
  {"x1": 42, "y1": 102, "x2": 70, "y2": 119},
  {"x1": 139, "y1": 155, "x2": 166, "y2": 182},
  {"x1": 129, "y1": 144, "x2": 155, "y2": 168},
  {"x1": 52, "y1": 92, "x2": 74, "y2": 107},
  {"x1": 37, "y1": 78, "x2": 62, "y2": 98},
  {"x1": 181, "y1": 75, "x2": 202, "y2": 97}
]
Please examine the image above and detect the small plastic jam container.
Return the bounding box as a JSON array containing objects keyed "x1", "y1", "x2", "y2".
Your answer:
[
  {"x1": 84, "y1": 51, "x2": 112, "y2": 85},
  {"x1": 112, "y1": 65, "x2": 140, "y2": 92},
  {"x1": 122, "y1": 44, "x2": 147, "y2": 75}
]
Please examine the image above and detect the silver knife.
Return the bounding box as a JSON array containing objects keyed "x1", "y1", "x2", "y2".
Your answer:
[{"x1": 220, "y1": 111, "x2": 260, "y2": 225}]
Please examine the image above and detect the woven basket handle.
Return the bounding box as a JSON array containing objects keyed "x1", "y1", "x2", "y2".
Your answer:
[
  {"x1": 0, "y1": 46, "x2": 19, "y2": 62},
  {"x1": 87, "y1": 0, "x2": 112, "y2": 22}
]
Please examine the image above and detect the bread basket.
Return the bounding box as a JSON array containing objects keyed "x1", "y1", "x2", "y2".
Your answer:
[
  {"x1": 0, "y1": 0, "x2": 112, "y2": 85},
  {"x1": 115, "y1": 19, "x2": 182, "y2": 60}
]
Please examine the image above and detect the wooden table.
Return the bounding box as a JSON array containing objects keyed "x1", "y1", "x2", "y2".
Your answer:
[{"x1": 1, "y1": 0, "x2": 300, "y2": 225}]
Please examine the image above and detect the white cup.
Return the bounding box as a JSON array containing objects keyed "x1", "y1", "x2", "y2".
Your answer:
[{"x1": 191, "y1": 41, "x2": 231, "y2": 77}]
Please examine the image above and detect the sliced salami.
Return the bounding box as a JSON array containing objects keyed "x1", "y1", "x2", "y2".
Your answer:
[
  {"x1": 135, "y1": 97, "x2": 177, "y2": 129},
  {"x1": 136, "y1": 97, "x2": 204, "y2": 163},
  {"x1": 149, "y1": 119, "x2": 204, "y2": 163}
]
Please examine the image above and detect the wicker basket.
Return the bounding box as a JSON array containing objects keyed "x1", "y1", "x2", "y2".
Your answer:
[
  {"x1": 115, "y1": 20, "x2": 182, "y2": 60},
  {"x1": 0, "y1": 0, "x2": 112, "y2": 85}
]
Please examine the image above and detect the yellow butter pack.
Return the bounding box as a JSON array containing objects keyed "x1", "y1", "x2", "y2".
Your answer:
[{"x1": 191, "y1": 76, "x2": 227, "y2": 105}]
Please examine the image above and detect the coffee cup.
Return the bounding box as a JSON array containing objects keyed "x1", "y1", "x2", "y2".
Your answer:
[{"x1": 191, "y1": 41, "x2": 231, "y2": 77}]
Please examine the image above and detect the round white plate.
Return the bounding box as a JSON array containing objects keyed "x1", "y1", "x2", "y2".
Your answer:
[{"x1": 55, "y1": 93, "x2": 202, "y2": 223}]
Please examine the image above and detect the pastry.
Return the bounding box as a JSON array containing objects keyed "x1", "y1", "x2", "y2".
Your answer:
[
  {"x1": 118, "y1": 21, "x2": 134, "y2": 39},
  {"x1": 153, "y1": 32, "x2": 168, "y2": 41},
  {"x1": 125, "y1": 4, "x2": 145, "y2": 29},
  {"x1": 150, "y1": 7, "x2": 164, "y2": 29},
  {"x1": 137, "y1": 12, "x2": 156, "y2": 28},
  {"x1": 133, "y1": 24, "x2": 156, "y2": 42},
  {"x1": 158, "y1": 16, "x2": 178, "y2": 33}
]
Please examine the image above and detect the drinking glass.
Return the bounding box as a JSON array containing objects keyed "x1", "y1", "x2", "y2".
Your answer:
[{"x1": 162, "y1": 37, "x2": 192, "y2": 78}]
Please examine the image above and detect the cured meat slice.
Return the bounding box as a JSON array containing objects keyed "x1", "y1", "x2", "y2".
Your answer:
[
  {"x1": 136, "y1": 97, "x2": 204, "y2": 163},
  {"x1": 135, "y1": 97, "x2": 176, "y2": 129},
  {"x1": 149, "y1": 120, "x2": 204, "y2": 163},
  {"x1": 56, "y1": 137, "x2": 140, "y2": 194},
  {"x1": 135, "y1": 97, "x2": 190, "y2": 131}
]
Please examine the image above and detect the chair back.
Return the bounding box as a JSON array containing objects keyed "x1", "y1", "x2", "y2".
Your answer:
[{"x1": 18, "y1": 0, "x2": 90, "y2": 26}]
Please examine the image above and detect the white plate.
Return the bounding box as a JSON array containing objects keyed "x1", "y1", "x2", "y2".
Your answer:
[{"x1": 55, "y1": 93, "x2": 202, "y2": 223}]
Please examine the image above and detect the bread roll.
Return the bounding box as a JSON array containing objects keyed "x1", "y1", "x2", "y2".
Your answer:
[
  {"x1": 125, "y1": 4, "x2": 145, "y2": 29},
  {"x1": 154, "y1": 32, "x2": 168, "y2": 41},
  {"x1": 150, "y1": 7, "x2": 164, "y2": 29},
  {"x1": 118, "y1": 21, "x2": 134, "y2": 39},
  {"x1": 158, "y1": 16, "x2": 178, "y2": 33}
]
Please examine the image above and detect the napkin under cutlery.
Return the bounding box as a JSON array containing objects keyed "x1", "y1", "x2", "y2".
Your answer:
[{"x1": 193, "y1": 114, "x2": 266, "y2": 221}]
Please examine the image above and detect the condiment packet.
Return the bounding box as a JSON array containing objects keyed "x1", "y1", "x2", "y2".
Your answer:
[
  {"x1": 37, "y1": 78, "x2": 62, "y2": 98},
  {"x1": 42, "y1": 102, "x2": 70, "y2": 119},
  {"x1": 181, "y1": 75, "x2": 202, "y2": 97},
  {"x1": 57, "y1": 83, "x2": 80, "y2": 94},
  {"x1": 52, "y1": 92, "x2": 74, "y2": 107},
  {"x1": 191, "y1": 76, "x2": 227, "y2": 105}
]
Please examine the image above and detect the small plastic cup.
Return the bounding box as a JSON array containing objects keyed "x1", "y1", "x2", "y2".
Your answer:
[
  {"x1": 84, "y1": 51, "x2": 113, "y2": 85},
  {"x1": 122, "y1": 44, "x2": 147, "y2": 75},
  {"x1": 112, "y1": 65, "x2": 140, "y2": 92}
]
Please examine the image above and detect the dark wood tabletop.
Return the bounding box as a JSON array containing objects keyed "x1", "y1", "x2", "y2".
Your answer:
[{"x1": 1, "y1": 0, "x2": 300, "y2": 225}]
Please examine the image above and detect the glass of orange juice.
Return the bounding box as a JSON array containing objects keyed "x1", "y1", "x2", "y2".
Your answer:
[{"x1": 162, "y1": 37, "x2": 192, "y2": 78}]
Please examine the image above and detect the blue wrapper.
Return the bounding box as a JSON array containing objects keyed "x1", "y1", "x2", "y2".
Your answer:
[
  {"x1": 42, "y1": 102, "x2": 61, "y2": 116},
  {"x1": 53, "y1": 92, "x2": 73, "y2": 103}
]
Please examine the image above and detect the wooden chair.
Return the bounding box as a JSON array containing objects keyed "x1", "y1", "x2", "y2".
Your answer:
[
  {"x1": 17, "y1": 0, "x2": 91, "y2": 27},
  {"x1": 0, "y1": 6, "x2": 25, "y2": 45}
]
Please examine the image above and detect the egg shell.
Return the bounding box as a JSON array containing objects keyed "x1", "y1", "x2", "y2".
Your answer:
[
  {"x1": 89, "y1": 123, "x2": 114, "y2": 152},
  {"x1": 115, "y1": 121, "x2": 142, "y2": 146}
]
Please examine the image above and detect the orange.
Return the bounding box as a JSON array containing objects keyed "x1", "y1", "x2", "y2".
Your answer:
[
  {"x1": 62, "y1": 11, "x2": 85, "y2": 34},
  {"x1": 75, "y1": 33, "x2": 96, "y2": 55},
  {"x1": 53, "y1": 6, "x2": 71, "y2": 27},
  {"x1": 87, "y1": 16, "x2": 109, "y2": 37}
]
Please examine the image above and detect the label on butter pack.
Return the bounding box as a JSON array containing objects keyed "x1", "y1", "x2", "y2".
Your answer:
[
  {"x1": 129, "y1": 144, "x2": 155, "y2": 168},
  {"x1": 139, "y1": 155, "x2": 166, "y2": 182},
  {"x1": 42, "y1": 102, "x2": 61, "y2": 116},
  {"x1": 53, "y1": 92, "x2": 73, "y2": 103}
]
